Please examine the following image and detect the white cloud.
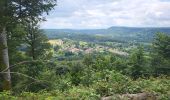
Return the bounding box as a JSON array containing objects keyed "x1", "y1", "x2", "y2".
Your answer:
[{"x1": 41, "y1": 0, "x2": 170, "y2": 29}]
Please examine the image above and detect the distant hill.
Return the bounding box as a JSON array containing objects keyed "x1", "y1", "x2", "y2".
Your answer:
[
  {"x1": 107, "y1": 26, "x2": 170, "y2": 42},
  {"x1": 43, "y1": 26, "x2": 170, "y2": 43},
  {"x1": 108, "y1": 26, "x2": 170, "y2": 36}
]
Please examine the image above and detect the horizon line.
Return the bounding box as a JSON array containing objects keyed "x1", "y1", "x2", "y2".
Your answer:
[{"x1": 41, "y1": 26, "x2": 170, "y2": 30}]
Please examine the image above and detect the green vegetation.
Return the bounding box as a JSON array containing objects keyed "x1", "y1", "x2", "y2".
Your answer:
[
  {"x1": 0, "y1": 1, "x2": 170, "y2": 99},
  {"x1": 1, "y1": 31, "x2": 170, "y2": 99}
]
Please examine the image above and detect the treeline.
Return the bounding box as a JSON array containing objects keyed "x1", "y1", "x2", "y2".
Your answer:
[
  {"x1": 44, "y1": 27, "x2": 170, "y2": 43},
  {"x1": 44, "y1": 31, "x2": 126, "y2": 43}
]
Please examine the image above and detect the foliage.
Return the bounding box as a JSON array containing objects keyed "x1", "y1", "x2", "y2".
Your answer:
[
  {"x1": 128, "y1": 46, "x2": 146, "y2": 79},
  {"x1": 23, "y1": 21, "x2": 52, "y2": 60},
  {"x1": 151, "y1": 33, "x2": 170, "y2": 75},
  {"x1": 0, "y1": 75, "x2": 169, "y2": 100},
  {"x1": 153, "y1": 33, "x2": 170, "y2": 59},
  {"x1": 1, "y1": 4, "x2": 170, "y2": 98}
]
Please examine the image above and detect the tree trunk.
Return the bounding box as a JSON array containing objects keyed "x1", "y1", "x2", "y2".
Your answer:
[{"x1": 0, "y1": 27, "x2": 11, "y2": 90}]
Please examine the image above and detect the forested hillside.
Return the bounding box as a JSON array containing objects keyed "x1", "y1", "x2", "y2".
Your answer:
[
  {"x1": 44, "y1": 27, "x2": 170, "y2": 42},
  {"x1": 0, "y1": 0, "x2": 170, "y2": 100}
]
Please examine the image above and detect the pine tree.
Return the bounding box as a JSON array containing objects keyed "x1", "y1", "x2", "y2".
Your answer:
[
  {"x1": 0, "y1": 0, "x2": 56, "y2": 90},
  {"x1": 24, "y1": 20, "x2": 51, "y2": 60}
]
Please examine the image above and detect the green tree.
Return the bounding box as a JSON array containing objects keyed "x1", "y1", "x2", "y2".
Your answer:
[
  {"x1": 153, "y1": 33, "x2": 170, "y2": 59},
  {"x1": 151, "y1": 33, "x2": 170, "y2": 75},
  {"x1": 83, "y1": 55, "x2": 94, "y2": 66},
  {"x1": 0, "y1": 0, "x2": 56, "y2": 90},
  {"x1": 129, "y1": 46, "x2": 146, "y2": 79},
  {"x1": 24, "y1": 20, "x2": 52, "y2": 60},
  {"x1": 7, "y1": 24, "x2": 26, "y2": 62}
]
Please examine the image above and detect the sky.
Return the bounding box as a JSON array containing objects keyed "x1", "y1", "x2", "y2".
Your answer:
[{"x1": 40, "y1": 0, "x2": 170, "y2": 29}]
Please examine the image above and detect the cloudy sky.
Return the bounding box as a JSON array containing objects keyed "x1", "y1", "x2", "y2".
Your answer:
[{"x1": 40, "y1": 0, "x2": 170, "y2": 29}]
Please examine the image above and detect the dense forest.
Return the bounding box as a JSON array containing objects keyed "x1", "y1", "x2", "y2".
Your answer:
[{"x1": 0, "y1": 0, "x2": 170, "y2": 100}]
